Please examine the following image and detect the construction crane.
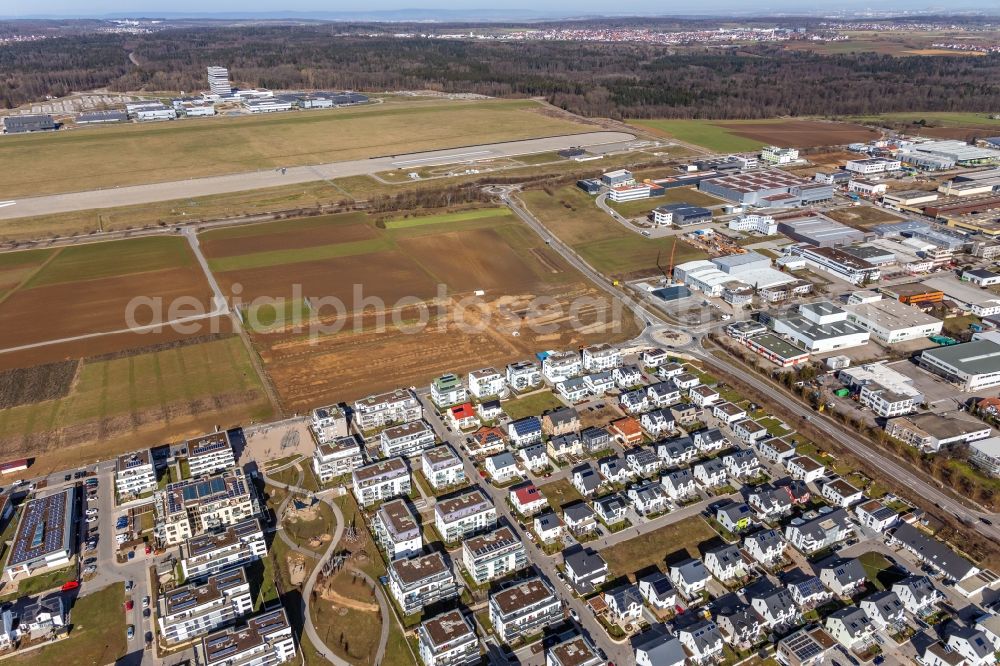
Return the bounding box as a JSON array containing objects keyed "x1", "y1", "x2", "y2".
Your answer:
[{"x1": 656, "y1": 241, "x2": 678, "y2": 285}]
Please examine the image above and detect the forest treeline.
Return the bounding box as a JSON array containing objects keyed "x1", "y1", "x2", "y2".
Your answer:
[{"x1": 2, "y1": 26, "x2": 999, "y2": 118}]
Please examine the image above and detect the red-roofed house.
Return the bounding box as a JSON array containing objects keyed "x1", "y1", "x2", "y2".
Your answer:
[
  {"x1": 468, "y1": 426, "x2": 506, "y2": 459},
  {"x1": 510, "y1": 483, "x2": 548, "y2": 516},
  {"x1": 610, "y1": 417, "x2": 644, "y2": 447},
  {"x1": 449, "y1": 403, "x2": 479, "y2": 431}
]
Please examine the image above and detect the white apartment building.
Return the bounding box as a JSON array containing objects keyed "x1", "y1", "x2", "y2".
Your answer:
[
  {"x1": 421, "y1": 445, "x2": 465, "y2": 490},
  {"x1": 542, "y1": 351, "x2": 582, "y2": 383},
  {"x1": 389, "y1": 552, "x2": 459, "y2": 616},
  {"x1": 468, "y1": 367, "x2": 506, "y2": 399},
  {"x1": 582, "y1": 344, "x2": 622, "y2": 372},
  {"x1": 187, "y1": 432, "x2": 237, "y2": 478},
  {"x1": 729, "y1": 214, "x2": 777, "y2": 235},
  {"x1": 159, "y1": 568, "x2": 253, "y2": 645},
  {"x1": 845, "y1": 157, "x2": 901, "y2": 174},
  {"x1": 201, "y1": 609, "x2": 296, "y2": 666},
  {"x1": 859, "y1": 385, "x2": 915, "y2": 418},
  {"x1": 180, "y1": 519, "x2": 267, "y2": 581},
  {"x1": 761, "y1": 146, "x2": 799, "y2": 165},
  {"x1": 431, "y1": 374, "x2": 468, "y2": 408},
  {"x1": 352, "y1": 457, "x2": 411, "y2": 507},
  {"x1": 434, "y1": 489, "x2": 497, "y2": 543},
  {"x1": 312, "y1": 435, "x2": 364, "y2": 483},
  {"x1": 380, "y1": 420, "x2": 436, "y2": 458},
  {"x1": 506, "y1": 360, "x2": 542, "y2": 392},
  {"x1": 374, "y1": 499, "x2": 422, "y2": 560},
  {"x1": 489, "y1": 578, "x2": 563, "y2": 644},
  {"x1": 310, "y1": 404, "x2": 348, "y2": 443},
  {"x1": 353, "y1": 388, "x2": 422, "y2": 431},
  {"x1": 116, "y1": 449, "x2": 156, "y2": 498},
  {"x1": 418, "y1": 610, "x2": 479, "y2": 666},
  {"x1": 462, "y1": 526, "x2": 528, "y2": 585},
  {"x1": 155, "y1": 469, "x2": 257, "y2": 547}
]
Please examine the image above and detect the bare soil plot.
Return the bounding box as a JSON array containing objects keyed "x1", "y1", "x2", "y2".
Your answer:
[
  {"x1": 715, "y1": 120, "x2": 880, "y2": 148},
  {"x1": 199, "y1": 213, "x2": 375, "y2": 258},
  {"x1": 825, "y1": 206, "x2": 905, "y2": 229}
]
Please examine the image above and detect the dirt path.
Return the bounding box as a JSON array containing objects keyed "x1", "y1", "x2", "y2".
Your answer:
[{"x1": 322, "y1": 588, "x2": 379, "y2": 613}]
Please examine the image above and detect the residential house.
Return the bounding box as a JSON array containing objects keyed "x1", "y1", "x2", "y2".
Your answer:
[
  {"x1": 669, "y1": 558, "x2": 709, "y2": 600},
  {"x1": 157, "y1": 570, "x2": 252, "y2": 645},
  {"x1": 614, "y1": 365, "x2": 644, "y2": 389},
  {"x1": 510, "y1": 483, "x2": 547, "y2": 517},
  {"x1": 542, "y1": 351, "x2": 582, "y2": 383},
  {"x1": 468, "y1": 367, "x2": 505, "y2": 400},
  {"x1": 431, "y1": 373, "x2": 468, "y2": 408},
  {"x1": 647, "y1": 381, "x2": 681, "y2": 408},
  {"x1": 717, "y1": 603, "x2": 765, "y2": 649},
  {"x1": 786, "y1": 456, "x2": 826, "y2": 483},
  {"x1": 784, "y1": 509, "x2": 853, "y2": 555},
  {"x1": 677, "y1": 620, "x2": 724, "y2": 665},
  {"x1": 582, "y1": 344, "x2": 622, "y2": 372},
  {"x1": 583, "y1": 372, "x2": 615, "y2": 397},
  {"x1": 572, "y1": 464, "x2": 603, "y2": 497},
  {"x1": 312, "y1": 435, "x2": 364, "y2": 483},
  {"x1": 598, "y1": 456, "x2": 632, "y2": 486},
  {"x1": 310, "y1": 404, "x2": 348, "y2": 444},
  {"x1": 625, "y1": 447, "x2": 662, "y2": 478},
  {"x1": 748, "y1": 485, "x2": 794, "y2": 522},
  {"x1": 692, "y1": 429, "x2": 728, "y2": 454},
  {"x1": 733, "y1": 419, "x2": 768, "y2": 444},
  {"x1": 478, "y1": 400, "x2": 504, "y2": 422},
  {"x1": 693, "y1": 459, "x2": 728, "y2": 488},
  {"x1": 373, "y1": 499, "x2": 422, "y2": 560},
  {"x1": 605, "y1": 584, "x2": 644, "y2": 624},
  {"x1": 547, "y1": 433, "x2": 582, "y2": 462},
  {"x1": 179, "y1": 519, "x2": 267, "y2": 581},
  {"x1": 449, "y1": 403, "x2": 479, "y2": 431},
  {"x1": 825, "y1": 607, "x2": 875, "y2": 651},
  {"x1": 662, "y1": 469, "x2": 697, "y2": 501},
  {"x1": 353, "y1": 388, "x2": 422, "y2": 431},
  {"x1": 489, "y1": 578, "x2": 563, "y2": 644},
  {"x1": 860, "y1": 591, "x2": 905, "y2": 631},
  {"x1": 689, "y1": 385, "x2": 720, "y2": 408},
  {"x1": 421, "y1": 445, "x2": 465, "y2": 491},
  {"x1": 611, "y1": 417, "x2": 644, "y2": 447},
  {"x1": 563, "y1": 547, "x2": 609, "y2": 592},
  {"x1": 713, "y1": 402, "x2": 748, "y2": 426},
  {"x1": 757, "y1": 437, "x2": 797, "y2": 464},
  {"x1": 547, "y1": 635, "x2": 603, "y2": 666},
  {"x1": 673, "y1": 372, "x2": 701, "y2": 390},
  {"x1": 704, "y1": 544, "x2": 748, "y2": 584},
  {"x1": 557, "y1": 377, "x2": 590, "y2": 403},
  {"x1": 634, "y1": 626, "x2": 688, "y2": 666},
  {"x1": 670, "y1": 403, "x2": 699, "y2": 426},
  {"x1": 892, "y1": 575, "x2": 944, "y2": 616},
  {"x1": 920, "y1": 641, "x2": 971, "y2": 666},
  {"x1": 657, "y1": 437, "x2": 697, "y2": 468},
  {"x1": 947, "y1": 625, "x2": 996, "y2": 666},
  {"x1": 749, "y1": 585, "x2": 799, "y2": 629},
  {"x1": 187, "y1": 432, "x2": 237, "y2": 477},
  {"x1": 508, "y1": 417, "x2": 543, "y2": 448},
  {"x1": 507, "y1": 360, "x2": 542, "y2": 392},
  {"x1": 889, "y1": 523, "x2": 979, "y2": 582},
  {"x1": 821, "y1": 478, "x2": 864, "y2": 508},
  {"x1": 787, "y1": 573, "x2": 830, "y2": 610},
  {"x1": 716, "y1": 503, "x2": 754, "y2": 533},
  {"x1": 200, "y1": 609, "x2": 296, "y2": 666},
  {"x1": 518, "y1": 444, "x2": 549, "y2": 473},
  {"x1": 641, "y1": 409, "x2": 675, "y2": 438},
  {"x1": 854, "y1": 499, "x2": 899, "y2": 533},
  {"x1": 723, "y1": 450, "x2": 761, "y2": 480},
  {"x1": 533, "y1": 511, "x2": 565, "y2": 544},
  {"x1": 469, "y1": 426, "x2": 506, "y2": 459},
  {"x1": 417, "y1": 610, "x2": 479, "y2": 666},
  {"x1": 638, "y1": 572, "x2": 676, "y2": 612},
  {"x1": 777, "y1": 627, "x2": 836, "y2": 666},
  {"x1": 744, "y1": 529, "x2": 786, "y2": 567},
  {"x1": 434, "y1": 489, "x2": 498, "y2": 543},
  {"x1": 642, "y1": 348, "x2": 672, "y2": 369},
  {"x1": 580, "y1": 426, "x2": 612, "y2": 454},
  {"x1": 462, "y1": 527, "x2": 527, "y2": 585},
  {"x1": 563, "y1": 503, "x2": 598, "y2": 537},
  {"x1": 620, "y1": 388, "x2": 651, "y2": 415},
  {"x1": 819, "y1": 558, "x2": 867, "y2": 597},
  {"x1": 485, "y1": 452, "x2": 521, "y2": 484},
  {"x1": 352, "y1": 457, "x2": 411, "y2": 507},
  {"x1": 593, "y1": 493, "x2": 628, "y2": 525},
  {"x1": 389, "y1": 552, "x2": 459, "y2": 616},
  {"x1": 628, "y1": 481, "x2": 670, "y2": 516}
]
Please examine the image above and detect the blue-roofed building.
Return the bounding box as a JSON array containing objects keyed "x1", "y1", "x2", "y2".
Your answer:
[{"x1": 4, "y1": 488, "x2": 75, "y2": 581}]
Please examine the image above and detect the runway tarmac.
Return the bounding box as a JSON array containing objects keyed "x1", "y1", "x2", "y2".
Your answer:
[{"x1": 0, "y1": 131, "x2": 636, "y2": 220}]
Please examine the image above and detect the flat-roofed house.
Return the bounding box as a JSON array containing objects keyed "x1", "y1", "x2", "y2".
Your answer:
[
  {"x1": 353, "y1": 388, "x2": 422, "y2": 430},
  {"x1": 418, "y1": 610, "x2": 479, "y2": 666},
  {"x1": 489, "y1": 577, "x2": 562, "y2": 644},
  {"x1": 3, "y1": 489, "x2": 76, "y2": 581},
  {"x1": 154, "y1": 469, "x2": 256, "y2": 547},
  {"x1": 374, "y1": 499, "x2": 422, "y2": 560},
  {"x1": 468, "y1": 367, "x2": 506, "y2": 400},
  {"x1": 312, "y1": 435, "x2": 364, "y2": 483},
  {"x1": 352, "y1": 457, "x2": 411, "y2": 507},
  {"x1": 380, "y1": 420, "x2": 436, "y2": 458},
  {"x1": 389, "y1": 552, "x2": 458, "y2": 616},
  {"x1": 421, "y1": 445, "x2": 465, "y2": 491},
  {"x1": 159, "y1": 569, "x2": 253, "y2": 645},
  {"x1": 434, "y1": 489, "x2": 497, "y2": 543},
  {"x1": 116, "y1": 449, "x2": 157, "y2": 498},
  {"x1": 187, "y1": 432, "x2": 236, "y2": 477},
  {"x1": 201, "y1": 609, "x2": 296, "y2": 666},
  {"x1": 546, "y1": 634, "x2": 603, "y2": 666},
  {"x1": 462, "y1": 526, "x2": 527, "y2": 585}
]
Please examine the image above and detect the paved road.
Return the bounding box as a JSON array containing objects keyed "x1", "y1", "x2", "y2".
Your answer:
[{"x1": 0, "y1": 132, "x2": 636, "y2": 220}]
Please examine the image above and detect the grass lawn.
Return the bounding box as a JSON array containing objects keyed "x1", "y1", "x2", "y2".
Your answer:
[
  {"x1": 630, "y1": 119, "x2": 767, "y2": 153},
  {"x1": 608, "y1": 187, "x2": 724, "y2": 217},
  {"x1": 10, "y1": 582, "x2": 126, "y2": 665},
  {"x1": 758, "y1": 417, "x2": 792, "y2": 437},
  {"x1": 0, "y1": 565, "x2": 76, "y2": 602},
  {"x1": 539, "y1": 478, "x2": 585, "y2": 511},
  {"x1": 23, "y1": 236, "x2": 194, "y2": 289},
  {"x1": 943, "y1": 314, "x2": 981, "y2": 337},
  {"x1": 208, "y1": 237, "x2": 393, "y2": 272},
  {"x1": 1, "y1": 98, "x2": 594, "y2": 198},
  {"x1": 384, "y1": 207, "x2": 513, "y2": 229},
  {"x1": 600, "y1": 515, "x2": 718, "y2": 579},
  {"x1": 284, "y1": 500, "x2": 336, "y2": 553},
  {"x1": 504, "y1": 390, "x2": 565, "y2": 421}
]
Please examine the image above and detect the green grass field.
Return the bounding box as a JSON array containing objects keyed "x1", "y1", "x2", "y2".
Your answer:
[
  {"x1": 631, "y1": 119, "x2": 767, "y2": 153},
  {"x1": 209, "y1": 237, "x2": 393, "y2": 272},
  {"x1": 503, "y1": 389, "x2": 565, "y2": 420},
  {"x1": 24, "y1": 236, "x2": 194, "y2": 288},
  {"x1": 850, "y1": 111, "x2": 1000, "y2": 127},
  {"x1": 608, "y1": 187, "x2": 724, "y2": 217},
  {"x1": 601, "y1": 515, "x2": 718, "y2": 579},
  {"x1": 1, "y1": 98, "x2": 595, "y2": 198},
  {"x1": 385, "y1": 207, "x2": 513, "y2": 229}
]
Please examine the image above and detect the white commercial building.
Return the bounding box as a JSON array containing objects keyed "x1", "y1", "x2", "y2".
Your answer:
[
  {"x1": 845, "y1": 297, "x2": 943, "y2": 344},
  {"x1": 207, "y1": 66, "x2": 232, "y2": 95},
  {"x1": 919, "y1": 339, "x2": 1000, "y2": 391},
  {"x1": 3, "y1": 489, "x2": 75, "y2": 581},
  {"x1": 761, "y1": 146, "x2": 799, "y2": 165},
  {"x1": 772, "y1": 301, "x2": 871, "y2": 353},
  {"x1": 845, "y1": 157, "x2": 901, "y2": 174},
  {"x1": 729, "y1": 214, "x2": 777, "y2": 235},
  {"x1": 608, "y1": 183, "x2": 651, "y2": 202}
]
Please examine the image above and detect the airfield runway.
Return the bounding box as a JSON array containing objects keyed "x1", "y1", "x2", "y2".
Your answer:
[{"x1": 0, "y1": 131, "x2": 636, "y2": 220}]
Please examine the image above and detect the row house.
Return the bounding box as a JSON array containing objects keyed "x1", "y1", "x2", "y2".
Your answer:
[
  {"x1": 468, "y1": 367, "x2": 505, "y2": 400},
  {"x1": 509, "y1": 417, "x2": 543, "y2": 448},
  {"x1": 662, "y1": 469, "x2": 697, "y2": 501},
  {"x1": 747, "y1": 485, "x2": 794, "y2": 522},
  {"x1": 723, "y1": 450, "x2": 761, "y2": 479},
  {"x1": 583, "y1": 371, "x2": 615, "y2": 396},
  {"x1": 670, "y1": 403, "x2": 699, "y2": 426},
  {"x1": 620, "y1": 388, "x2": 650, "y2": 414},
  {"x1": 647, "y1": 381, "x2": 681, "y2": 408},
  {"x1": 352, "y1": 457, "x2": 411, "y2": 507},
  {"x1": 557, "y1": 377, "x2": 589, "y2": 403},
  {"x1": 421, "y1": 445, "x2": 465, "y2": 491},
  {"x1": 733, "y1": 419, "x2": 768, "y2": 444},
  {"x1": 704, "y1": 544, "x2": 749, "y2": 584},
  {"x1": 489, "y1": 578, "x2": 563, "y2": 644},
  {"x1": 353, "y1": 388, "x2": 422, "y2": 431},
  {"x1": 510, "y1": 483, "x2": 548, "y2": 516},
  {"x1": 547, "y1": 433, "x2": 582, "y2": 462},
  {"x1": 374, "y1": 499, "x2": 422, "y2": 560},
  {"x1": 860, "y1": 591, "x2": 905, "y2": 632},
  {"x1": 743, "y1": 529, "x2": 786, "y2": 567},
  {"x1": 506, "y1": 360, "x2": 542, "y2": 392},
  {"x1": 582, "y1": 343, "x2": 622, "y2": 372},
  {"x1": 434, "y1": 489, "x2": 497, "y2": 543},
  {"x1": 462, "y1": 526, "x2": 527, "y2": 585},
  {"x1": 312, "y1": 435, "x2": 364, "y2": 483},
  {"x1": 627, "y1": 481, "x2": 669, "y2": 515},
  {"x1": 431, "y1": 373, "x2": 468, "y2": 408},
  {"x1": 749, "y1": 585, "x2": 799, "y2": 630},
  {"x1": 893, "y1": 575, "x2": 944, "y2": 616},
  {"x1": 825, "y1": 607, "x2": 875, "y2": 652},
  {"x1": 947, "y1": 625, "x2": 996, "y2": 666},
  {"x1": 418, "y1": 610, "x2": 479, "y2": 666},
  {"x1": 542, "y1": 350, "x2": 582, "y2": 383},
  {"x1": 614, "y1": 364, "x2": 645, "y2": 389},
  {"x1": 694, "y1": 459, "x2": 727, "y2": 488},
  {"x1": 641, "y1": 409, "x2": 675, "y2": 437},
  {"x1": 788, "y1": 574, "x2": 830, "y2": 610},
  {"x1": 389, "y1": 552, "x2": 459, "y2": 616},
  {"x1": 518, "y1": 444, "x2": 549, "y2": 473},
  {"x1": 689, "y1": 385, "x2": 720, "y2": 408},
  {"x1": 717, "y1": 603, "x2": 765, "y2": 650},
  {"x1": 380, "y1": 419, "x2": 436, "y2": 458}
]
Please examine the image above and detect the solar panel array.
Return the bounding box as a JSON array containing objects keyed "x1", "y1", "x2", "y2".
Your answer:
[
  {"x1": 8, "y1": 490, "x2": 70, "y2": 567},
  {"x1": 167, "y1": 473, "x2": 244, "y2": 515},
  {"x1": 119, "y1": 453, "x2": 149, "y2": 471}
]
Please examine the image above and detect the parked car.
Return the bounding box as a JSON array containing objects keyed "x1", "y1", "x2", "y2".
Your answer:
[
  {"x1": 127, "y1": 625, "x2": 135, "y2": 640},
  {"x1": 125, "y1": 580, "x2": 134, "y2": 592},
  {"x1": 142, "y1": 596, "x2": 149, "y2": 609},
  {"x1": 125, "y1": 599, "x2": 134, "y2": 611},
  {"x1": 85, "y1": 516, "x2": 98, "y2": 524},
  {"x1": 63, "y1": 474, "x2": 71, "y2": 482},
  {"x1": 83, "y1": 565, "x2": 97, "y2": 575}
]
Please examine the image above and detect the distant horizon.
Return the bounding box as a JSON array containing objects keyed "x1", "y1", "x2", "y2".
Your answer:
[{"x1": 3, "y1": 2, "x2": 1000, "y2": 21}]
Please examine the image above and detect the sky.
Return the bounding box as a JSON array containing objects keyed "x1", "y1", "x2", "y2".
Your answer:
[{"x1": 2, "y1": 0, "x2": 995, "y2": 19}]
